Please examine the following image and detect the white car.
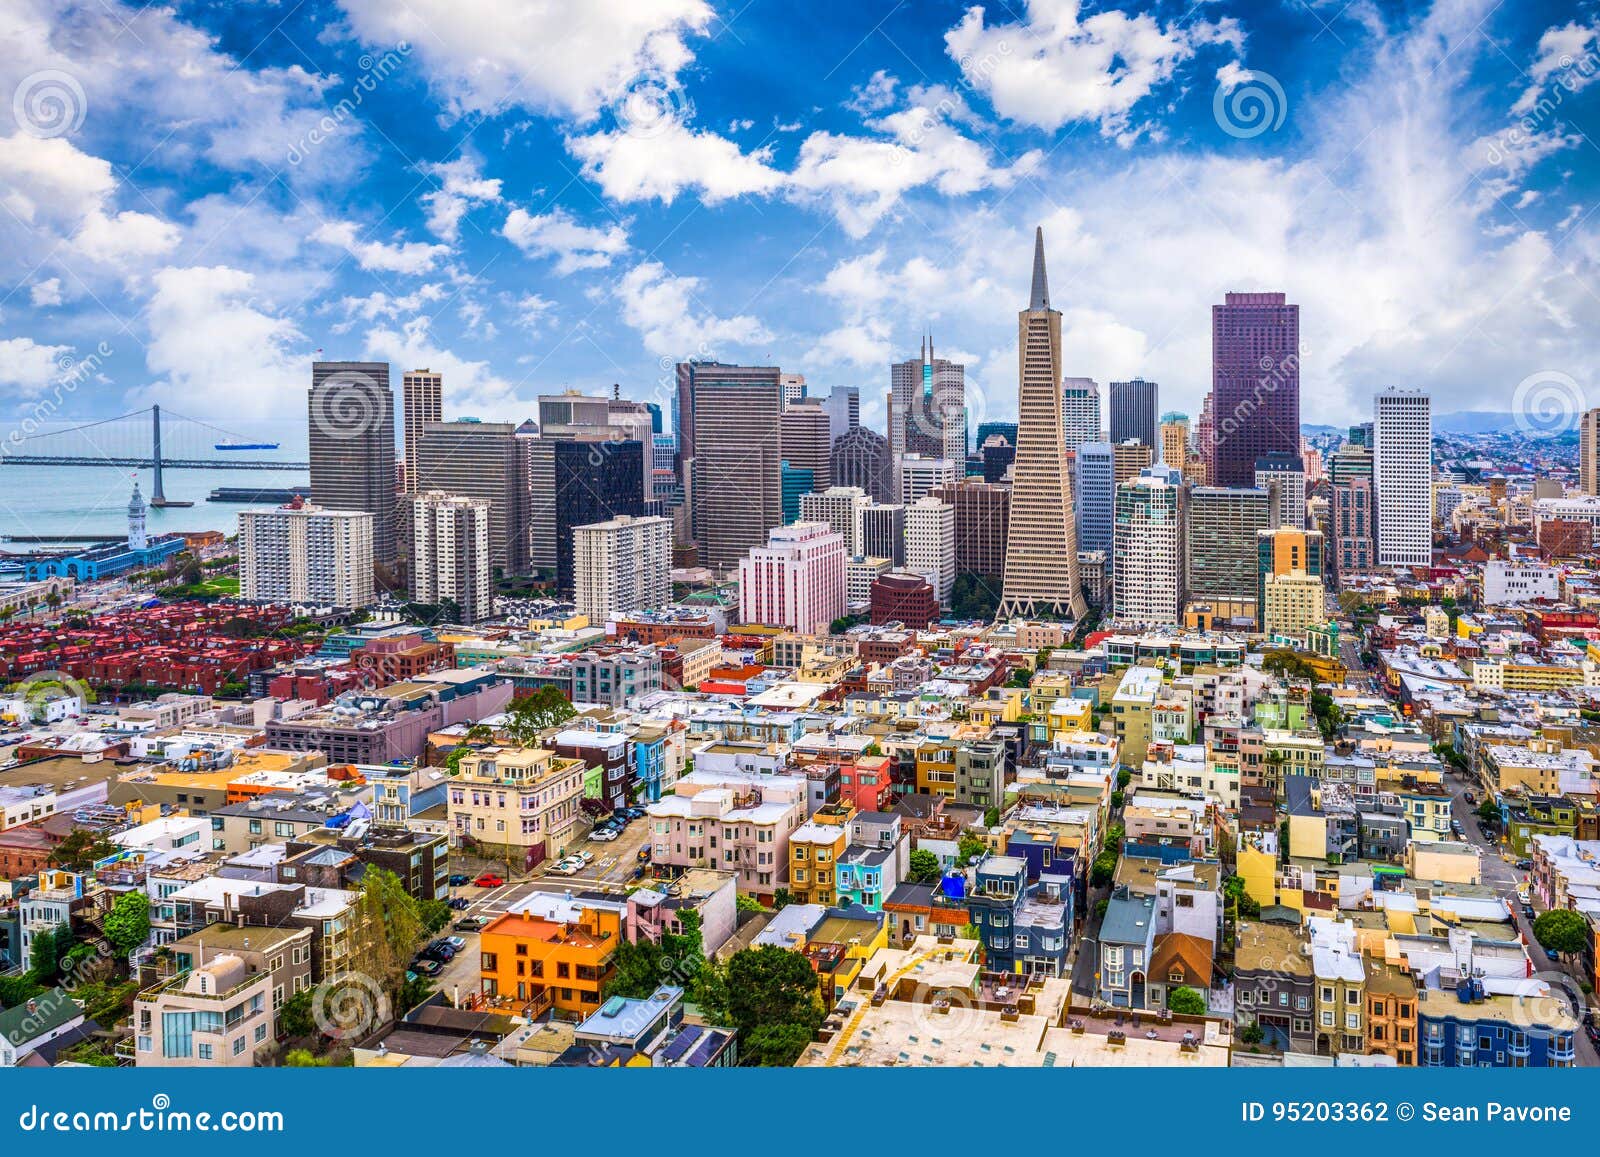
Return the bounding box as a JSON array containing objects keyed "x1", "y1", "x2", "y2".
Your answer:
[
  {"x1": 577, "y1": 850, "x2": 595, "y2": 864},
  {"x1": 591, "y1": 829, "x2": 619, "y2": 842}
]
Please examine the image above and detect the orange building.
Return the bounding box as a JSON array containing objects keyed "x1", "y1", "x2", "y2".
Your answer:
[
  {"x1": 1365, "y1": 961, "x2": 1418, "y2": 1065},
  {"x1": 478, "y1": 904, "x2": 622, "y2": 1015}
]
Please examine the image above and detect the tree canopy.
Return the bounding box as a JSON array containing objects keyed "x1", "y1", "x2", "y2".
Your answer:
[
  {"x1": 103, "y1": 893, "x2": 151, "y2": 955},
  {"x1": 501, "y1": 685, "x2": 577, "y2": 745},
  {"x1": 1166, "y1": 986, "x2": 1207, "y2": 1015},
  {"x1": 1532, "y1": 909, "x2": 1589, "y2": 957}
]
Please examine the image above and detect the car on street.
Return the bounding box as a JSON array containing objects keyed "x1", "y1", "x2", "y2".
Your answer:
[
  {"x1": 1515, "y1": 859, "x2": 1533, "y2": 871},
  {"x1": 591, "y1": 829, "x2": 619, "y2": 842},
  {"x1": 637, "y1": 847, "x2": 652, "y2": 863},
  {"x1": 448, "y1": 874, "x2": 472, "y2": 886},
  {"x1": 454, "y1": 916, "x2": 489, "y2": 932},
  {"x1": 1521, "y1": 904, "x2": 1536, "y2": 920},
  {"x1": 411, "y1": 957, "x2": 443, "y2": 977},
  {"x1": 473, "y1": 872, "x2": 505, "y2": 888},
  {"x1": 1545, "y1": 947, "x2": 1562, "y2": 962},
  {"x1": 576, "y1": 850, "x2": 595, "y2": 863},
  {"x1": 1463, "y1": 791, "x2": 1476, "y2": 804},
  {"x1": 447, "y1": 897, "x2": 470, "y2": 910},
  {"x1": 444, "y1": 936, "x2": 467, "y2": 952}
]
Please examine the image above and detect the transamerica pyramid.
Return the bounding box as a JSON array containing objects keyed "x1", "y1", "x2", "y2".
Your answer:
[{"x1": 996, "y1": 227, "x2": 1087, "y2": 621}]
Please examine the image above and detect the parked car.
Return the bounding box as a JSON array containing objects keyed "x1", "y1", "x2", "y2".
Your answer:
[
  {"x1": 448, "y1": 874, "x2": 472, "y2": 886},
  {"x1": 1546, "y1": 947, "x2": 1562, "y2": 962},
  {"x1": 454, "y1": 916, "x2": 489, "y2": 933},
  {"x1": 1521, "y1": 904, "x2": 1536, "y2": 920},
  {"x1": 637, "y1": 847, "x2": 652, "y2": 863},
  {"x1": 1463, "y1": 790, "x2": 1476, "y2": 804},
  {"x1": 473, "y1": 872, "x2": 505, "y2": 888},
  {"x1": 577, "y1": 850, "x2": 595, "y2": 863},
  {"x1": 444, "y1": 936, "x2": 467, "y2": 952},
  {"x1": 591, "y1": 829, "x2": 619, "y2": 842},
  {"x1": 411, "y1": 958, "x2": 443, "y2": 977},
  {"x1": 622, "y1": 807, "x2": 646, "y2": 820},
  {"x1": 447, "y1": 897, "x2": 470, "y2": 910},
  {"x1": 1515, "y1": 859, "x2": 1533, "y2": 871}
]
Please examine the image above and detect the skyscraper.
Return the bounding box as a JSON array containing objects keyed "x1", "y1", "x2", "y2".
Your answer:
[
  {"x1": 1581, "y1": 409, "x2": 1600, "y2": 495},
  {"x1": 239, "y1": 499, "x2": 375, "y2": 609},
  {"x1": 1113, "y1": 468, "x2": 1184, "y2": 626},
  {"x1": 737, "y1": 522, "x2": 846, "y2": 633},
  {"x1": 857, "y1": 502, "x2": 906, "y2": 567},
  {"x1": 800, "y1": 486, "x2": 871, "y2": 554},
  {"x1": 309, "y1": 361, "x2": 397, "y2": 569},
  {"x1": 1158, "y1": 412, "x2": 1190, "y2": 475},
  {"x1": 527, "y1": 439, "x2": 645, "y2": 594},
  {"x1": 1073, "y1": 442, "x2": 1116, "y2": 565},
  {"x1": 905, "y1": 496, "x2": 956, "y2": 609},
  {"x1": 819, "y1": 385, "x2": 861, "y2": 442},
  {"x1": 932, "y1": 479, "x2": 1010, "y2": 582},
  {"x1": 1062, "y1": 378, "x2": 1102, "y2": 448},
  {"x1": 401, "y1": 369, "x2": 442, "y2": 494},
  {"x1": 899, "y1": 454, "x2": 958, "y2": 505},
  {"x1": 410, "y1": 490, "x2": 492, "y2": 624},
  {"x1": 1373, "y1": 388, "x2": 1433, "y2": 567},
  {"x1": 997, "y1": 228, "x2": 1086, "y2": 619},
  {"x1": 1108, "y1": 378, "x2": 1158, "y2": 449},
  {"x1": 1257, "y1": 527, "x2": 1325, "y2": 635},
  {"x1": 1253, "y1": 453, "x2": 1306, "y2": 529},
  {"x1": 890, "y1": 336, "x2": 966, "y2": 486},
  {"x1": 832, "y1": 426, "x2": 894, "y2": 503},
  {"x1": 780, "y1": 400, "x2": 833, "y2": 492},
  {"x1": 414, "y1": 420, "x2": 529, "y2": 574},
  {"x1": 1210, "y1": 292, "x2": 1300, "y2": 487},
  {"x1": 677, "y1": 363, "x2": 784, "y2": 569},
  {"x1": 1186, "y1": 486, "x2": 1271, "y2": 605}
]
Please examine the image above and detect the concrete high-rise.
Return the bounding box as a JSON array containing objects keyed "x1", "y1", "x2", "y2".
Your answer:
[
  {"x1": 1210, "y1": 292, "x2": 1300, "y2": 487},
  {"x1": 780, "y1": 400, "x2": 833, "y2": 492},
  {"x1": 308, "y1": 361, "x2": 396, "y2": 569},
  {"x1": 1373, "y1": 388, "x2": 1433, "y2": 568},
  {"x1": 1062, "y1": 378, "x2": 1102, "y2": 448},
  {"x1": 905, "y1": 496, "x2": 955, "y2": 608},
  {"x1": 414, "y1": 420, "x2": 529, "y2": 575},
  {"x1": 737, "y1": 522, "x2": 846, "y2": 633},
  {"x1": 890, "y1": 336, "x2": 966, "y2": 478},
  {"x1": 1109, "y1": 378, "x2": 1158, "y2": 449},
  {"x1": 401, "y1": 369, "x2": 442, "y2": 494},
  {"x1": 819, "y1": 386, "x2": 860, "y2": 442},
  {"x1": 1159, "y1": 412, "x2": 1190, "y2": 475},
  {"x1": 676, "y1": 363, "x2": 784, "y2": 570},
  {"x1": 899, "y1": 454, "x2": 959, "y2": 505},
  {"x1": 800, "y1": 487, "x2": 871, "y2": 554},
  {"x1": 573, "y1": 514, "x2": 672, "y2": 623},
  {"x1": 997, "y1": 228, "x2": 1086, "y2": 620},
  {"x1": 1258, "y1": 527, "x2": 1325, "y2": 635},
  {"x1": 1186, "y1": 486, "x2": 1271, "y2": 605},
  {"x1": 537, "y1": 391, "x2": 655, "y2": 499},
  {"x1": 1113, "y1": 439, "x2": 1154, "y2": 484},
  {"x1": 1073, "y1": 442, "x2": 1116, "y2": 566},
  {"x1": 1113, "y1": 468, "x2": 1184, "y2": 626},
  {"x1": 1253, "y1": 453, "x2": 1306, "y2": 529},
  {"x1": 857, "y1": 502, "x2": 907, "y2": 567},
  {"x1": 1581, "y1": 409, "x2": 1600, "y2": 495},
  {"x1": 410, "y1": 490, "x2": 492, "y2": 624},
  {"x1": 239, "y1": 499, "x2": 375, "y2": 609},
  {"x1": 832, "y1": 426, "x2": 894, "y2": 503},
  {"x1": 932, "y1": 479, "x2": 1009, "y2": 581}
]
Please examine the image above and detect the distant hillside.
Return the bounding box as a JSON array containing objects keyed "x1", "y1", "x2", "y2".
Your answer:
[{"x1": 1304, "y1": 411, "x2": 1573, "y2": 438}]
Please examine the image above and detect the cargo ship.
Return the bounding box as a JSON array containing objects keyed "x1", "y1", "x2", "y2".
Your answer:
[{"x1": 214, "y1": 441, "x2": 281, "y2": 451}]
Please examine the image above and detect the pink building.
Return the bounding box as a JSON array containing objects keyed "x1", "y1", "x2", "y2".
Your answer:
[
  {"x1": 737, "y1": 522, "x2": 846, "y2": 634},
  {"x1": 644, "y1": 771, "x2": 807, "y2": 904}
]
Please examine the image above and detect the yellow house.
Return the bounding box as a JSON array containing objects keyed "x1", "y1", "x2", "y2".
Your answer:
[
  {"x1": 789, "y1": 812, "x2": 852, "y2": 906},
  {"x1": 1045, "y1": 697, "x2": 1093, "y2": 742},
  {"x1": 966, "y1": 687, "x2": 1025, "y2": 727},
  {"x1": 804, "y1": 909, "x2": 890, "y2": 1005}
]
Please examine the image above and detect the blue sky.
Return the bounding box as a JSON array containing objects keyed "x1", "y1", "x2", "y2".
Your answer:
[{"x1": 2, "y1": 0, "x2": 1599, "y2": 444}]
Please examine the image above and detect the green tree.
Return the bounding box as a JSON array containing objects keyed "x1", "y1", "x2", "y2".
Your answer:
[
  {"x1": 772, "y1": 888, "x2": 793, "y2": 910},
  {"x1": 735, "y1": 895, "x2": 767, "y2": 915},
  {"x1": 0, "y1": 975, "x2": 45, "y2": 1009},
  {"x1": 1476, "y1": 800, "x2": 1500, "y2": 824},
  {"x1": 907, "y1": 848, "x2": 942, "y2": 883},
  {"x1": 983, "y1": 806, "x2": 1000, "y2": 828},
  {"x1": 29, "y1": 923, "x2": 63, "y2": 983},
  {"x1": 606, "y1": 939, "x2": 669, "y2": 999},
  {"x1": 49, "y1": 828, "x2": 116, "y2": 871},
  {"x1": 957, "y1": 832, "x2": 988, "y2": 863},
  {"x1": 1166, "y1": 986, "x2": 1206, "y2": 1015},
  {"x1": 502, "y1": 685, "x2": 577, "y2": 745},
  {"x1": 1238, "y1": 1022, "x2": 1265, "y2": 1045},
  {"x1": 743, "y1": 1022, "x2": 816, "y2": 1067},
  {"x1": 283, "y1": 1048, "x2": 330, "y2": 1067},
  {"x1": 722, "y1": 946, "x2": 825, "y2": 1039},
  {"x1": 346, "y1": 868, "x2": 424, "y2": 1018},
  {"x1": 418, "y1": 899, "x2": 452, "y2": 935},
  {"x1": 1532, "y1": 909, "x2": 1589, "y2": 957},
  {"x1": 1090, "y1": 851, "x2": 1118, "y2": 888},
  {"x1": 279, "y1": 989, "x2": 316, "y2": 1039},
  {"x1": 103, "y1": 892, "x2": 151, "y2": 955}
]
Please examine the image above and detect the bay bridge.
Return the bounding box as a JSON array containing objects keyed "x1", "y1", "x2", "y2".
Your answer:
[{"x1": 1, "y1": 406, "x2": 307, "y2": 507}]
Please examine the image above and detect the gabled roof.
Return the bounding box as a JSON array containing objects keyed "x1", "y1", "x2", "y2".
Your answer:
[{"x1": 1150, "y1": 932, "x2": 1214, "y2": 989}]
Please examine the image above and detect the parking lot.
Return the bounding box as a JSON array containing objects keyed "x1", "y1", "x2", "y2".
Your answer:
[{"x1": 420, "y1": 812, "x2": 656, "y2": 1004}]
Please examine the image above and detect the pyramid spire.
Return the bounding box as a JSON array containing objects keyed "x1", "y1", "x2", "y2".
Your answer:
[{"x1": 1029, "y1": 225, "x2": 1050, "y2": 311}]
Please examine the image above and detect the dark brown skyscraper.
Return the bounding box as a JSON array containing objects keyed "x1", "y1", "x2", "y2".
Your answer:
[
  {"x1": 309, "y1": 361, "x2": 397, "y2": 568},
  {"x1": 1209, "y1": 292, "x2": 1300, "y2": 488}
]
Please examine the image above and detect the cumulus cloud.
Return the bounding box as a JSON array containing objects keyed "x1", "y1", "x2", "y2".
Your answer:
[
  {"x1": 567, "y1": 121, "x2": 785, "y2": 205},
  {"x1": 0, "y1": 336, "x2": 74, "y2": 394},
  {"x1": 310, "y1": 220, "x2": 452, "y2": 275},
  {"x1": 612, "y1": 261, "x2": 771, "y2": 358},
  {"x1": 501, "y1": 206, "x2": 628, "y2": 273},
  {"x1": 420, "y1": 157, "x2": 503, "y2": 242},
  {"x1": 29, "y1": 278, "x2": 62, "y2": 307}
]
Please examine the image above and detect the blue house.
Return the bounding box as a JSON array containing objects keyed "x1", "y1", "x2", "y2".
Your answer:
[
  {"x1": 1417, "y1": 982, "x2": 1578, "y2": 1067},
  {"x1": 630, "y1": 725, "x2": 673, "y2": 803},
  {"x1": 964, "y1": 855, "x2": 1072, "y2": 977},
  {"x1": 1097, "y1": 886, "x2": 1157, "y2": 1008}
]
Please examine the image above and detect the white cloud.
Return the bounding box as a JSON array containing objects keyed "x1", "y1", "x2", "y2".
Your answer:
[
  {"x1": 29, "y1": 278, "x2": 61, "y2": 307},
  {"x1": 336, "y1": 0, "x2": 714, "y2": 120},
  {"x1": 501, "y1": 206, "x2": 629, "y2": 274},
  {"x1": 421, "y1": 157, "x2": 503, "y2": 241},
  {"x1": 331, "y1": 283, "x2": 449, "y2": 331},
  {"x1": 1513, "y1": 22, "x2": 1600, "y2": 114},
  {"x1": 72, "y1": 208, "x2": 182, "y2": 266},
  {"x1": 361, "y1": 315, "x2": 520, "y2": 414},
  {"x1": 138, "y1": 265, "x2": 307, "y2": 420},
  {"x1": 567, "y1": 121, "x2": 785, "y2": 205},
  {"x1": 613, "y1": 261, "x2": 771, "y2": 358},
  {"x1": 0, "y1": 336, "x2": 72, "y2": 393},
  {"x1": 944, "y1": 0, "x2": 1241, "y2": 140},
  {"x1": 511, "y1": 292, "x2": 555, "y2": 332},
  {"x1": 311, "y1": 220, "x2": 451, "y2": 275}
]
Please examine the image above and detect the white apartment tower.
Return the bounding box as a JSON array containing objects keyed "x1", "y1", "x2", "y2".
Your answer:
[
  {"x1": 905, "y1": 496, "x2": 956, "y2": 609},
  {"x1": 899, "y1": 454, "x2": 959, "y2": 505},
  {"x1": 572, "y1": 513, "x2": 673, "y2": 622},
  {"x1": 799, "y1": 486, "x2": 871, "y2": 555},
  {"x1": 239, "y1": 500, "x2": 375, "y2": 609},
  {"x1": 737, "y1": 522, "x2": 847, "y2": 634},
  {"x1": 1113, "y1": 468, "x2": 1184, "y2": 626},
  {"x1": 1373, "y1": 389, "x2": 1433, "y2": 568},
  {"x1": 1062, "y1": 378, "x2": 1102, "y2": 449},
  {"x1": 410, "y1": 490, "x2": 492, "y2": 624}
]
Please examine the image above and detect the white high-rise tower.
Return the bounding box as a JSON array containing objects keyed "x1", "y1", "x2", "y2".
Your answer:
[{"x1": 1373, "y1": 389, "x2": 1432, "y2": 568}]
